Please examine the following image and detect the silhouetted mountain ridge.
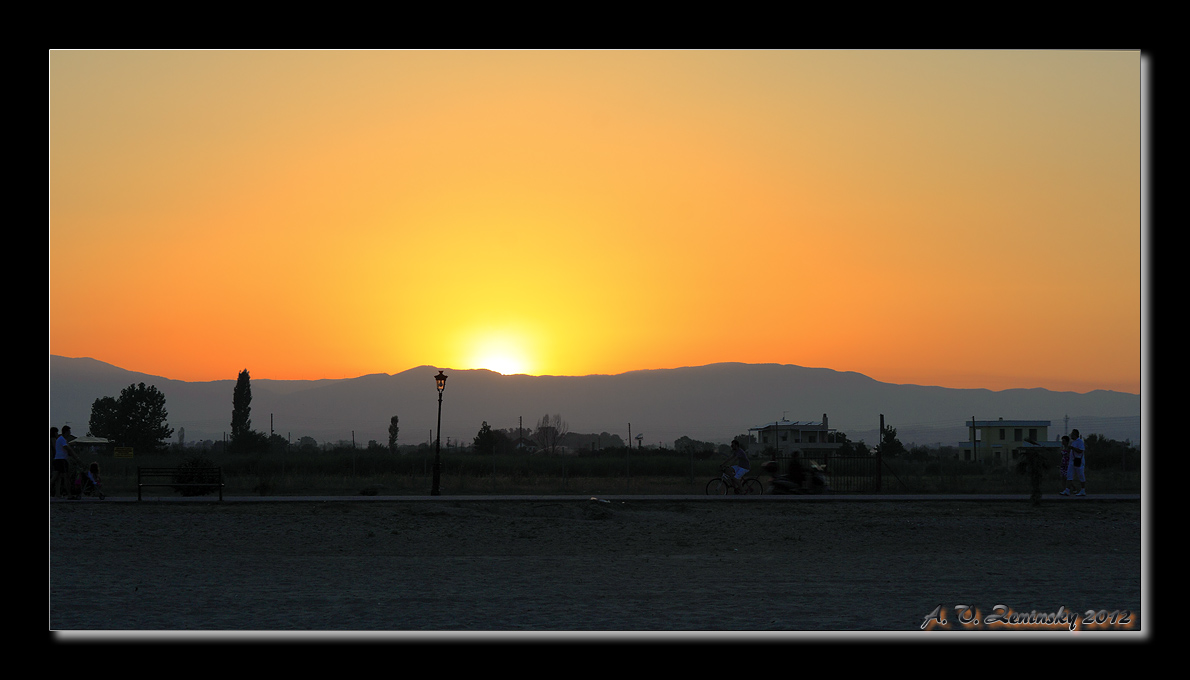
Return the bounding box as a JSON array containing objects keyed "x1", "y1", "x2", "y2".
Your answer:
[{"x1": 49, "y1": 356, "x2": 1141, "y2": 450}]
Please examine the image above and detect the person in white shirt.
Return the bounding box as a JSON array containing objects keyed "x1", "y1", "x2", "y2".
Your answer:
[
  {"x1": 1061, "y1": 429, "x2": 1087, "y2": 496},
  {"x1": 53, "y1": 425, "x2": 80, "y2": 498}
]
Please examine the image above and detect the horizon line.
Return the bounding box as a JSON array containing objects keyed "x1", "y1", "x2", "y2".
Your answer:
[{"x1": 48, "y1": 355, "x2": 1140, "y2": 397}]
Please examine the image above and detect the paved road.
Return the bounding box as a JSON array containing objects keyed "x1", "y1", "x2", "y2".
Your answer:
[{"x1": 52, "y1": 493, "x2": 1142, "y2": 503}]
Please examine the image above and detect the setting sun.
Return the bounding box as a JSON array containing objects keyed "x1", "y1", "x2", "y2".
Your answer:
[{"x1": 465, "y1": 330, "x2": 534, "y2": 376}]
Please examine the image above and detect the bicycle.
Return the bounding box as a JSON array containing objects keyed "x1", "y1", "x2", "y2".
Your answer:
[{"x1": 706, "y1": 463, "x2": 763, "y2": 495}]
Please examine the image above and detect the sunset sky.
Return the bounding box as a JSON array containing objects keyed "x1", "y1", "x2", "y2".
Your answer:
[{"x1": 50, "y1": 50, "x2": 1143, "y2": 394}]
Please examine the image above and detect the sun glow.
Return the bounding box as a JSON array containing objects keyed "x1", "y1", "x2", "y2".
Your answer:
[
  {"x1": 475, "y1": 355, "x2": 528, "y2": 376},
  {"x1": 466, "y1": 330, "x2": 534, "y2": 376}
]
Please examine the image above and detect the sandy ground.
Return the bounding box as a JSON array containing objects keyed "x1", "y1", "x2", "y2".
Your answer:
[{"x1": 49, "y1": 497, "x2": 1142, "y2": 635}]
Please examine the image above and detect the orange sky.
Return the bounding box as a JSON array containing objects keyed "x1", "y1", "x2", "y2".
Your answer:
[{"x1": 49, "y1": 50, "x2": 1143, "y2": 393}]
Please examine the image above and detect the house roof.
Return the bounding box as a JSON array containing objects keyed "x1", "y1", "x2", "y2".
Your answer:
[
  {"x1": 1021, "y1": 440, "x2": 1063, "y2": 448},
  {"x1": 958, "y1": 439, "x2": 1063, "y2": 448},
  {"x1": 68, "y1": 436, "x2": 111, "y2": 445},
  {"x1": 969, "y1": 420, "x2": 1051, "y2": 427},
  {"x1": 749, "y1": 420, "x2": 833, "y2": 431}
]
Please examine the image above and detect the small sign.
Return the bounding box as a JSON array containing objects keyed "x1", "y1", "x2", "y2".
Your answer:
[{"x1": 114, "y1": 447, "x2": 134, "y2": 458}]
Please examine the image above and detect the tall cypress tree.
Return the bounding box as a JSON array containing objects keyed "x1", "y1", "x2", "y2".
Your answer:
[
  {"x1": 230, "y1": 369, "x2": 253, "y2": 452},
  {"x1": 388, "y1": 415, "x2": 400, "y2": 454}
]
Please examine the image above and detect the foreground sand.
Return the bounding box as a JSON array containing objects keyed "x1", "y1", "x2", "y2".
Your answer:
[{"x1": 50, "y1": 497, "x2": 1142, "y2": 634}]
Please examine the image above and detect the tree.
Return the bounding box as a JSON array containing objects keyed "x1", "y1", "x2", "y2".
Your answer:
[
  {"x1": 879, "y1": 425, "x2": 908, "y2": 459},
  {"x1": 268, "y1": 433, "x2": 289, "y2": 454},
  {"x1": 674, "y1": 435, "x2": 716, "y2": 459},
  {"x1": 1084, "y1": 434, "x2": 1139, "y2": 471},
  {"x1": 88, "y1": 396, "x2": 121, "y2": 439},
  {"x1": 231, "y1": 369, "x2": 253, "y2": 442},
  {"x1": 230, "y1": 369, "x2": 268, "y2": 453},
  {"x1": 473, "y1": 421, "x2": 510, "y2": 455},
  {"x1": 534, "y1": 413, "x2": 569, "y2": 455},
  {"x1": 88, "y1": 382, "x2": 174, "y2": 454},
  {"x1": 832, "y1": 431, "x2": 858, "y2": 456},
  {"x1": 908, "y1": 444, "x2": 933, "y2": 462},
  {"x1": 388, "y1": 415, "x2": 400, "y2": 454}
]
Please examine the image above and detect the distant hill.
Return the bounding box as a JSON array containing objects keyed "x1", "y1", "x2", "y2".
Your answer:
[{"x1": 49, "y1": 356, "x2": 1142, "y2": 450}]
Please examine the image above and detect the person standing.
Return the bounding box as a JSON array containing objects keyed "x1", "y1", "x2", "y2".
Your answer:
[
  {"x1": 52, "y1": 426, "x2": 77, "y2": 498},
  {"x1": 1062, "y1": 429, "x2": 1087, "y2": 496},
  {"x1": 50, "y1": 427, "x2": 59, "y2": 497},
  {"x1": 1058, "y1": 435, "x2": 1071, "y2": 493}
]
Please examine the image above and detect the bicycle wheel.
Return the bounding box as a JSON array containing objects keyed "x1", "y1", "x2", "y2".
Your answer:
[
  {"x1": 743, "y1": 479, "x2": 763, "y2": 495},
  {"x1": 706, "y1": 478, "x2": 729, "y2": 495}
]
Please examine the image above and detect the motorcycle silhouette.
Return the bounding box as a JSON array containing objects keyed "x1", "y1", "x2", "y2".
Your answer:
[{"x1": 762, "y1": 459, "x2": 830, "y2": 495}]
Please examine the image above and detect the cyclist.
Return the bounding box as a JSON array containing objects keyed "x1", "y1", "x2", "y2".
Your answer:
[{"x1": 722, "y1": 440, "x2": 751, "y2": 493}]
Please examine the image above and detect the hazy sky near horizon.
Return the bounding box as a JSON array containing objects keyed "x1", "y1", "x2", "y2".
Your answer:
[{"x1": 50, "y1": 50, "x2": 1142, "y2": 394}]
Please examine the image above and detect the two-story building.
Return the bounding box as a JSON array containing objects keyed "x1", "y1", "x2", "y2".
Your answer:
[
  {"x1": 748, "y1": 413, "x2": 843, "y2": 456},
  {"x1": 958, "y1": 417, "x2": 1058, "y2": 465}
]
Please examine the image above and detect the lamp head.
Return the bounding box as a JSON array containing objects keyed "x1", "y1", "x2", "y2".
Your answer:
[{"x1": 435, "y1": 370, "x2": 448, "y2": 393}]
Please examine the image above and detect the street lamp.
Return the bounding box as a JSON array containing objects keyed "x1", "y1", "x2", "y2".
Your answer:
[{"x1": 431, "y1": 370, "x2": 447, "y2": 496}]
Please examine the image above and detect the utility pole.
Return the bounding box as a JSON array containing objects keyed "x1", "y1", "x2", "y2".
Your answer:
[
  {"x1": 972, "y1": 416, "x2": 979, "y2": 463},
  {"x1": 878, "y1": 414, "x2": 884, "y2": 492}
]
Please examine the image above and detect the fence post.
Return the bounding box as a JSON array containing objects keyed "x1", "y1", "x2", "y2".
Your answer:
[{"x1": 876, "y1": 446, "x2": 883, "y2": 493}]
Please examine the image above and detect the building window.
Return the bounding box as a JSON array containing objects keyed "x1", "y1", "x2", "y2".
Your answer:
[
  {"x1": 999, "y1": 428, "x2": 1006, "y2": 440},
  {"x1": 1029, "y1": 428, "x2": 1038, "y2": 440},
  {"x1": 1014, "y1": 429, "x2": 1023, "y2": 441},
  {"x1": 808, "y1": 434, "x2": 817, "y2": 443}
]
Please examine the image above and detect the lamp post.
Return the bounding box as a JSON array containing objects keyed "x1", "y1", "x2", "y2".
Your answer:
[{"x1": 431, "y1": 370, "x2": 447, "y2": 496}]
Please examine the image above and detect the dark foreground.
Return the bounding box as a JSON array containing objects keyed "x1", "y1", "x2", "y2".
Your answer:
[{"x1": 50, "y1": 498, "x2": 1143, "y2": 635}]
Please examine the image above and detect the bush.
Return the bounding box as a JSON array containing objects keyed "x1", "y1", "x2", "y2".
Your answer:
[{"x1": 173, "y1": 455, "x2": 221, "y2": 496}]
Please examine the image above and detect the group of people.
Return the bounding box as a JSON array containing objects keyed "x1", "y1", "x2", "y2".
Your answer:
[
  {"x1": 723, "y1": 430, "x2": 1090, "y2": 498},
  {"x1": 1058, "y1": 428, "x2": 1088, "y2": 496},
  {"x1": 51, "y1": 425, "x2": 102, "y2": 499}
]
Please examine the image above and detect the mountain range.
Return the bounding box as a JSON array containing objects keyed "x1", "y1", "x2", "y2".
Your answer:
[{"x1": 49, "y1": 356, "x2": 1142, "y2": 450}]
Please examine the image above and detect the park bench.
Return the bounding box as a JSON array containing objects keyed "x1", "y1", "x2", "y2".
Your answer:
[{"x1": 137, "y1": 467, "x2": 224, "y2": 501}]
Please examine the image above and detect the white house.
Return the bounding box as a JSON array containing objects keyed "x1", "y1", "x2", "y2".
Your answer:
[
  {"x1": 958, "y1": 417, "x2": 1060, "y2": 465},
  {"x1": 748, "y1": 413, "x2": 843, "y2": 456}
]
